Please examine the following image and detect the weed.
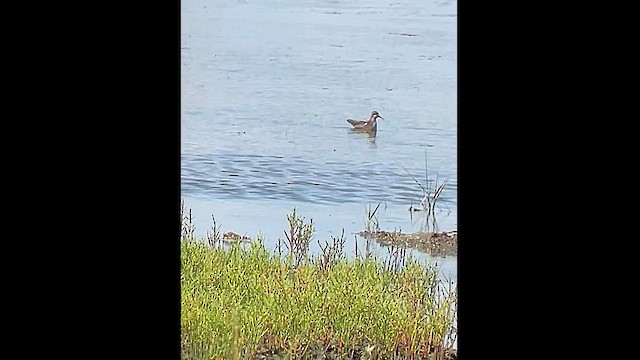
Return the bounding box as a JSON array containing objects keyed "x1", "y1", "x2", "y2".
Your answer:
[
  {"x1": 405, "y1": 150, "x2": 449, "y2": 233},
  {"x1": 283, "y1": 208, "x2": 314, "y2": 267},
  {"x1": 316, "y1": 228, "x2": 346, "y2": 272},
  {"x1": 180, "y1": 204, "x2": 457, "y2": 359},
  {"x1": 181, "y1": 199, "x2": 196, "y2": 241},
  {"x1": 364, "y1": 199, "x2": 384, "y2": 234},
  {"x1": 206, "y1": 215, "x2": 222, "y2": 249}
]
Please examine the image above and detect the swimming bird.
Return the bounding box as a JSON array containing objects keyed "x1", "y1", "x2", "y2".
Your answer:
[{"x1": 347, "y1": 111, "x2": 384, "y2": 134}]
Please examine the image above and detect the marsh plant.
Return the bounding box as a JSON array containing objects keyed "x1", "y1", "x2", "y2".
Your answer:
[
  {"x1": 406, "y1": 150, "x2": 449, "y2": 233},
  {"x1": 315, "y1": 228, "x2": 346, "y2": 272},
  {"x1": 181, "y1": 199, "x2": 196, "y2": 241},
  {"x1": 355, "y1": 233, "x2": 374, "y2": 261},
  {"x1": 206, "y1": 215, "x2": 222, "y2": 249},
  {"x1": 281, "y1": 208, "x2": 314, "y2": 267},
  {"x1": 364, "y1": 198, "x2": 385, "y2": 234},
  {"x1": 384, "y1": 232, "x2": 408, "y2": 272},
  {"x1": 180, "y1": 204, "x2": 458, "y2": 360}
]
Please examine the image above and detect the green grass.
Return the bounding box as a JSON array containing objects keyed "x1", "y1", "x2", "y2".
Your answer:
[{"x1": 181, "y1": 209, "x2": 457, "y2": 359}]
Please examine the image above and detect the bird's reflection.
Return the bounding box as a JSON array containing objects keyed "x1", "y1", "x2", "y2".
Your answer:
[
  {"x1": 348, "y1": 128, "x2": 378, "y2": 147},
  {"x1": 367, "y1": 131, "x2": 377, "y2": 148}
]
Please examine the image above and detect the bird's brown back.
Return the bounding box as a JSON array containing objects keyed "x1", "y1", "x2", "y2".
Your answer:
[{"x1": 347, "y1": 119, "x2": 367, "y2": 127}]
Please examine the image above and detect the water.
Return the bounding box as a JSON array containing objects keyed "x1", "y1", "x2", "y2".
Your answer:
[{"x1": 181, "y1": 0, "x2": 457, "y2": 281}]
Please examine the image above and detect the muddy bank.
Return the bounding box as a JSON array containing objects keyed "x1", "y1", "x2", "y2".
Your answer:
[{"x1": 358, "y1": 230, "x2": 457, "y2": 257}]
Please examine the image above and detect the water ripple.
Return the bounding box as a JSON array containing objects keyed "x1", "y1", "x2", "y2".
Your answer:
[{"x1": 182, "y1": 153, "x2": 456, "y2": 205}]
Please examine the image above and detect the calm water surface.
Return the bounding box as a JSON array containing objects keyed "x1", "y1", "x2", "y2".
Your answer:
[{"x1": 182, "y1": 0, "x2": 457, "y2": 280}]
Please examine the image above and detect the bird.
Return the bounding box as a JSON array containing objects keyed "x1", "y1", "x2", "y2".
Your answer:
[{"x1": 347, "y1": 111, "x2": 384, "y2": 135}]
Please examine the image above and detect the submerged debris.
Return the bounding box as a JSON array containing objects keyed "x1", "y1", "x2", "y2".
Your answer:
[
  {"x1": 222, "y1": 231, "x2": 251, "y2": 243},
  {"x1": 358, "y1": 230, "x2": 457, "y2": 257}
]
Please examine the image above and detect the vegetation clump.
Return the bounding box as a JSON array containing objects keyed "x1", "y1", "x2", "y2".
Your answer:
[{"x1": 181, "y1": 204, "x2": 457, "y2": 359}]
